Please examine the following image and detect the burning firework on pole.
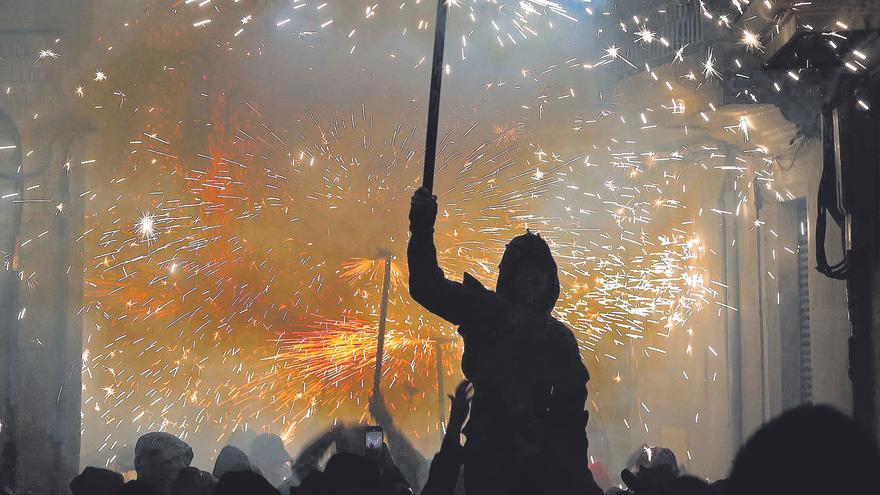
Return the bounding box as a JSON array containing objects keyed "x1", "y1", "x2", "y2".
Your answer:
[{"x1": 372, "y1": 250, "x2": 394, "y2": 400}]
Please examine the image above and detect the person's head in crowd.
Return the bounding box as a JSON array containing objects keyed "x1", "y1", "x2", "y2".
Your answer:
[
  {"x1": 112, "y1": 480, "x2": 163, "y2": 495},
  {"x1": 626, "y1": 445, "x2": 680, "y2": 477},
  {"x1": 213, "y1": 470, "x2": 280, "y2": 495},
  {"x1": 323, "y1": 452, "x2": 382, "y2": 495},
  {"x1": 251, "y1": 433, "x2": 291, "y2": 486},
  {"x1": 495, "y1": 230, "x2": 560, "y2": 314},
  {"x1": 170, "y1": 467, "x2": 217, "y2": 495},
  {"x1": 212, "y1": 445, "x2": 256, "y2": 479},
  {"x1": 71, "y1": 466, "x2": 124, "y2": 495},
  {"x1": 728, "y1": 405, "x2": 879, "y2": 495},
  {"x1": 133, "y1": 432, "x2": 193, "y2": 495},
  {"x1": 620, "y1": 445, "x2": 681, "y2": 495}
]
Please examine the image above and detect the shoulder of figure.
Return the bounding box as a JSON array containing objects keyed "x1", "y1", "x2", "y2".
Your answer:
[
  {"x1": 461, "y1": 272, "x2": 505, "y2": 301},
  {"x1": 547, "y1": 317, "x2": 590, "y2": 376},
  {"x1": 462, "y1": 272, "x2": 486, "y2": 289},
  {"x1": 546, "y1": 316, "x2": 576, "y2": 343}
]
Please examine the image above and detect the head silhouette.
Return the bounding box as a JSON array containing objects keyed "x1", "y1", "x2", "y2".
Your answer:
[
  {"x1": 213, "y1": 470, "x2": 280, "y2": 495},
  {"x1": 728, "y1": 405, "x2": 879, "y2": 495},
  {"x1": 212, "y1": 445, "x2": 255, "y2": 479},
  {"x1": 251, "y1": 433, "x2": 290, "y2": 486},
  {"x1": 496, "y1": 230, "x2": 560, "y2": 314},
  {"x1": 70, "y1": 467, "x2": 124, "y2": 495},
  {"x1": 134, "y1": 432, "x2": 193, "y2": 495}
]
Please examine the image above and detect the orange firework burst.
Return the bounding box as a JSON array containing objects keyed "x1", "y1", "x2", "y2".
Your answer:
[{"x1": 340, "y1": 256, "x2": 407, "y2": 291}]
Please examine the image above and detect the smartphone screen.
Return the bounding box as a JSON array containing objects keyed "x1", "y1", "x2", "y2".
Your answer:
[{"x1": 365, "y1": 426, "x2": 383, "y2": 452}]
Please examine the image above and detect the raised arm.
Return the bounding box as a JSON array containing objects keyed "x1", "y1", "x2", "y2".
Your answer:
[
  {"x1": 420, "y1": 380, "x2": 471, "y2": 495},
  {"x1": 289, "y1": 425, "x2": 340, "y2": 483},
  {"x1": 407, "y1": 187, "x2": 504, "y2": 326}
]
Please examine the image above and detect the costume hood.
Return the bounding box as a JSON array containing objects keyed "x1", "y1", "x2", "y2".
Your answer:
[
  {"x1": 495, "y1": 230, "x2": 560, "y2": 314},
  {"x1": 212, "y1": 445, "x2": 256, "y2": 479}
]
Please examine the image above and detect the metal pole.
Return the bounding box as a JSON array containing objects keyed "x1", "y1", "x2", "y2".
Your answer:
[
  {"x1": 422, "y1": 0, "x2": 449, "y2": 192},
  {"x1": 372, "y1": 253, "x2": 393, "y2": 398}
]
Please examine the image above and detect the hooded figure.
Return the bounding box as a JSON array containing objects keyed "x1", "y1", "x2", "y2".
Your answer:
[
  {"x1": 250, "y1": 433, "x2": 291, "y2": 487},
  {"x1": 212, "y1": 445, "x2": 257, "y2": 479},
  {"x1": 134, "y1": 433, "x2": 193, "y2": 495},
  {"x1": 408, "y1": 187, "x2": 601, "y2": 495}
]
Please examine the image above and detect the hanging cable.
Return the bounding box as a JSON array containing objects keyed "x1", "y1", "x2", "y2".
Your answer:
[{"x1": 815, "y1": 107, "x2": 848, "y2": 279}]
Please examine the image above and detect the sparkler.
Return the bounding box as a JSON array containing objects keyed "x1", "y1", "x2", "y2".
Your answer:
[
  {"x1": 701, "y1": 47, "x2": 721, "y2": 80},
  {"x1": 635, "y1": 26, "x2": 657, "y2": 45},
  {"x1": 739, "y1": 30, "x2": 763, "y2": 52},
  {"x1": 136, "y1": 213, "x2": 157, "y2": 243}
]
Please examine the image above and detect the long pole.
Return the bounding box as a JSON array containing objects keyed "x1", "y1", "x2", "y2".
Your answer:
[
  {"x1": 422, "y1": 0, "x2": 449, "y2": 192},
  {"x1": 435, "y1": 339, "x2": 445, "y2": 427},
  {"x1": 372, "y1": 253, "x2": 393, "y2": 398}
]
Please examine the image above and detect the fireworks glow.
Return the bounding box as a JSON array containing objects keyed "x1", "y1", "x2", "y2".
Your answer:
[{"x1": 0, "y1": 0, "x2": 855, "y2": 475}]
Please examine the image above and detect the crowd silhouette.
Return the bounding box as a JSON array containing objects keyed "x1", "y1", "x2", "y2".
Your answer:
[{"x1": 67, "y1": 188, "x2": 879, "y2": 495}]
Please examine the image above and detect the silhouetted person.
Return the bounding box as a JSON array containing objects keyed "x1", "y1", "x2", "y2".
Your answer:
[
  {"x1": 288, "y1": 427, "x2": 412, "y2": 494},
  {"x1": 408, "y1": 187, "x2": 601, "y2": 495},
  {"x1": 288, "y1": 426, "x2": 343, "y2": 486},
  {"x1": 727, "y1": 405, "x2": 879, "y2": 495},
  {"x1": 214, "y1": 470, "x2": 280, "y2": 495},
  {"x1": 213, "y1": 445, "x2": 256, "y2": 479},
  {"x1": 251, "y1": 433, "x2": 291, "y2": 487},
  {"x1": 171, "y1": 467, "x2": 217, "y2": 495},
  {"x1": 134, "y1": 432, "x2": 193, "y2": 495},
  {"x1": 113, "y1": 480, "x2": 162, "y2": 495},
  {"x1": 71, "y1": 466, "x2": 124, "y2": 495},
  {"x1": 421, "y1": 380, "x2": 471, "y2": 495}
]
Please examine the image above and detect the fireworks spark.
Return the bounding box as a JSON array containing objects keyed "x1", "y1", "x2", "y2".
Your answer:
[
  {"x1": 701, "y1": 47, "x2": 721, "y2": 80},
  {"x1": 35, "y1": 0, "x2": 793, "y2": 468},
  {"x1": 739, "y1": 30, "x2": 763, "y2": 52}
]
